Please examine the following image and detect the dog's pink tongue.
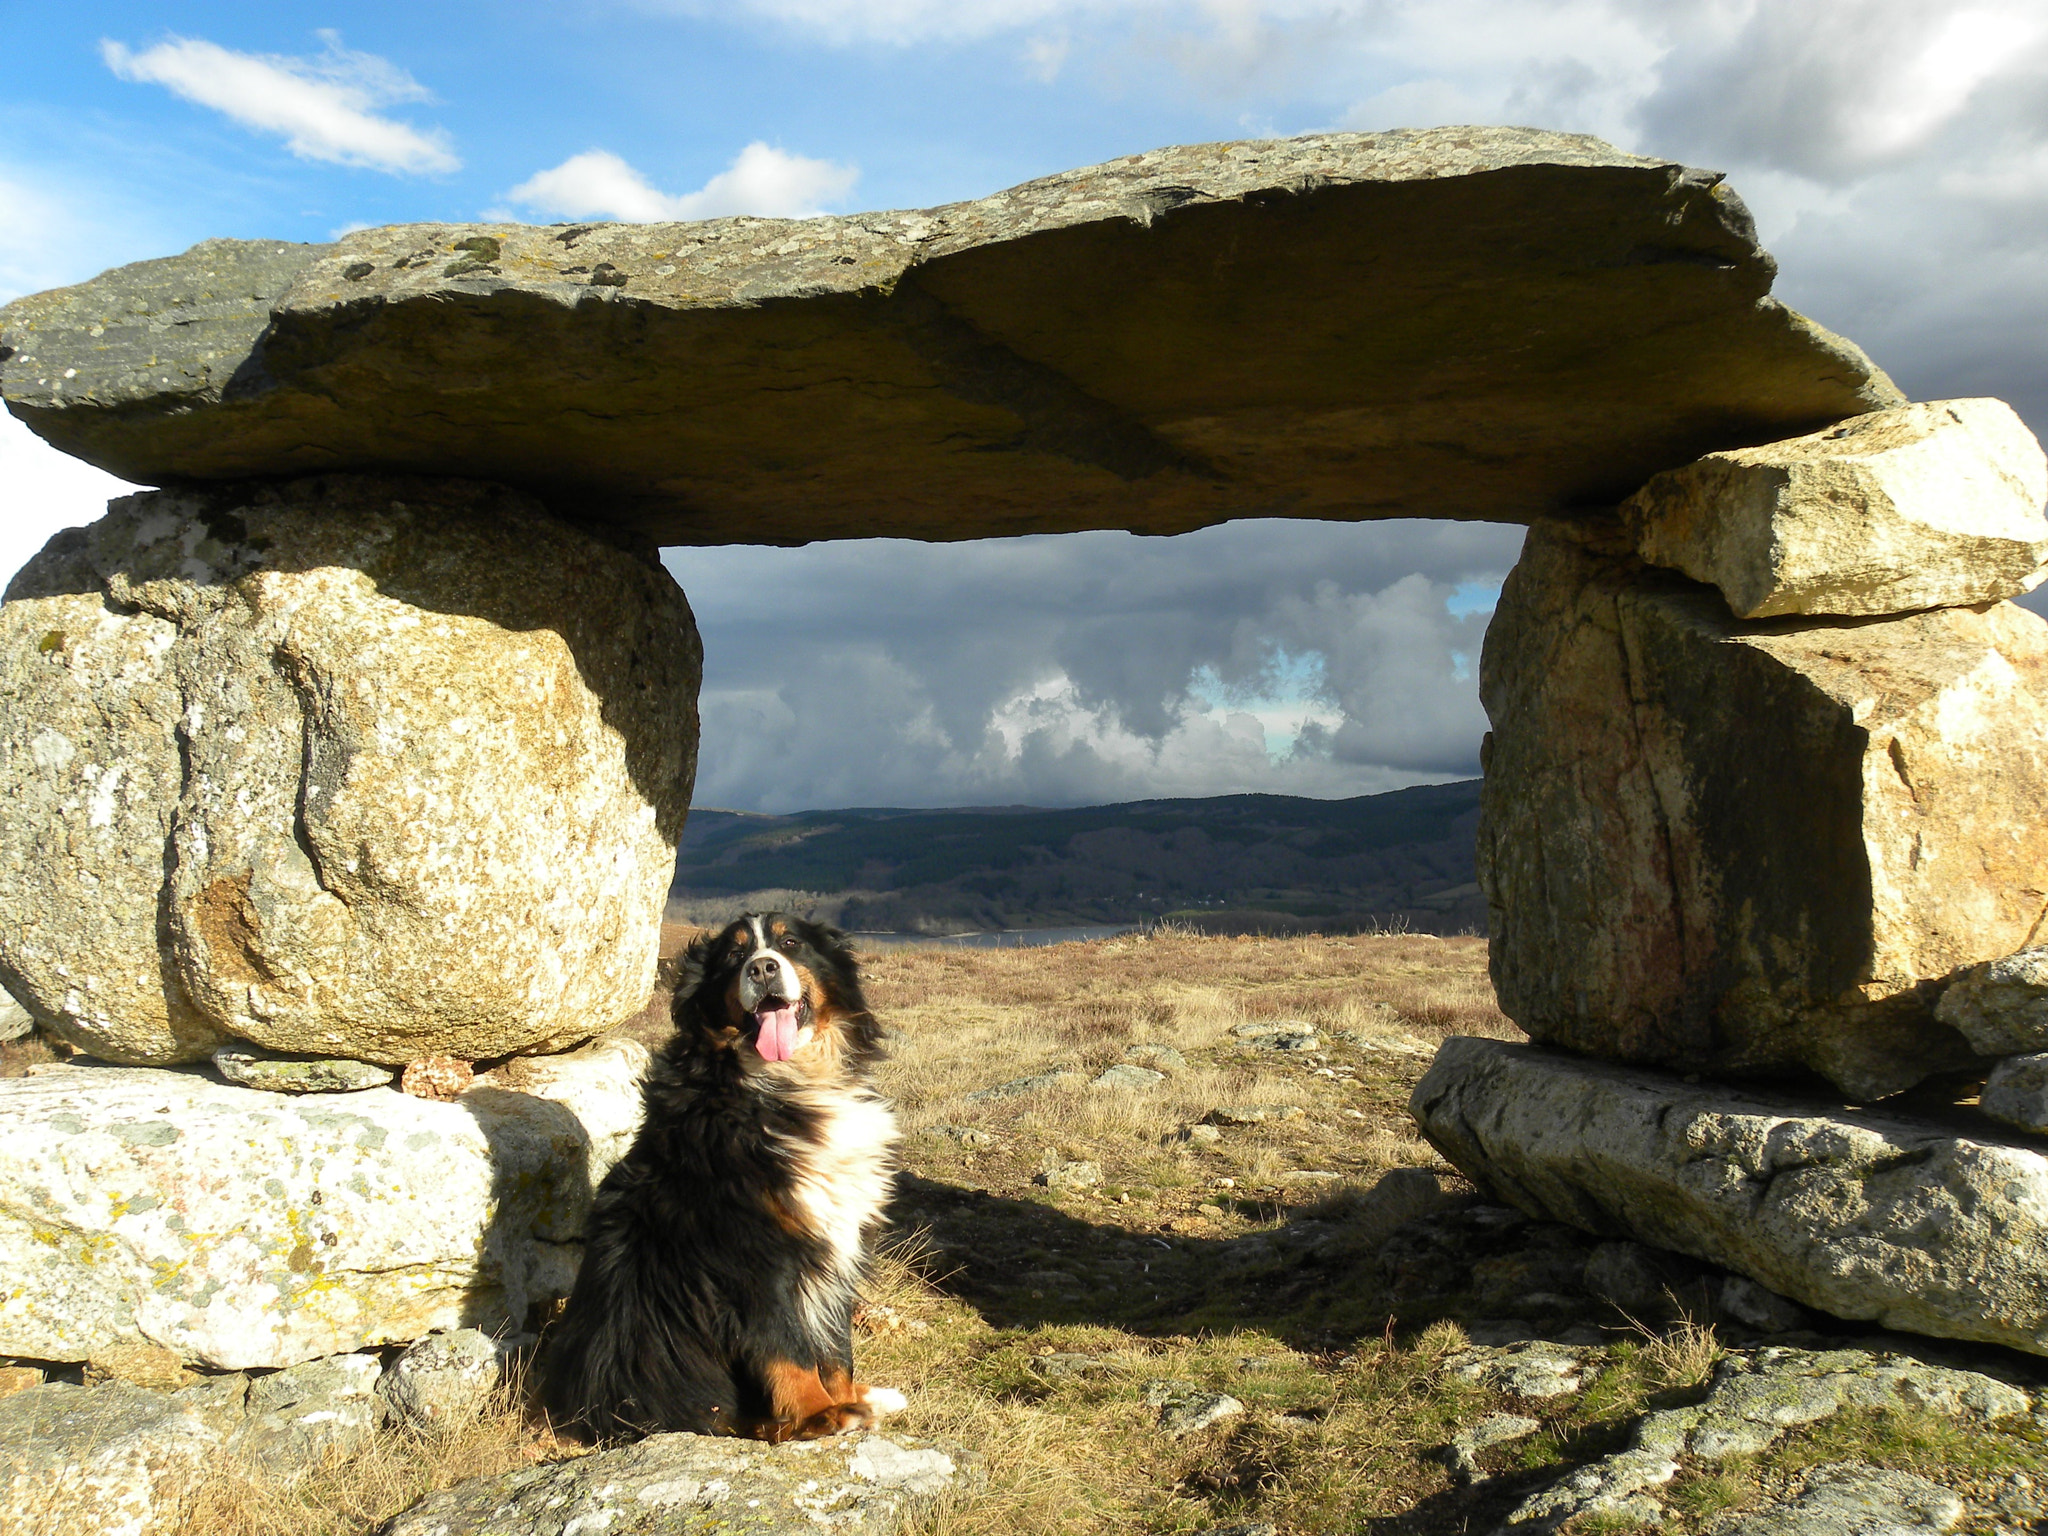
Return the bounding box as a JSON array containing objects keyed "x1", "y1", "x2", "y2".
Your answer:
[{"x1": 755, "y1": 1003, "x2": 800, "y2": 1061}]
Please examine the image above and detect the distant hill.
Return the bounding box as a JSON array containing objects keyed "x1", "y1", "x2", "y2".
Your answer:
[{"x1": 669, "y1": 780, "x2": 1486, "y2": 936}]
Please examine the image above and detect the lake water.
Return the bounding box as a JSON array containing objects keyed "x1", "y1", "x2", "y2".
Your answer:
[{"x1": 852, "y1": 924, "x2": 1140, "y2": 949}]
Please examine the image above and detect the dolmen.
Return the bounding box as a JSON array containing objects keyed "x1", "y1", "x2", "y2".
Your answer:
[{"x1": 3, "y1": 123, "x2": 2048, "y2": 1527}]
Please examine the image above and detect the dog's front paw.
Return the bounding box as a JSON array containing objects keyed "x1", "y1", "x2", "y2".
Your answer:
[
  {"x1": 863, "y1": 1386, "x2": 908, "y2": 1417},
  {"x1": 792, "y1": 1401, "x2": 877, "y2": 1439}
]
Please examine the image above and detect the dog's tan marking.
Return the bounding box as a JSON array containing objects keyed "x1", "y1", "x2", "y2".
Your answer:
[{"x1": 751, "y1": 1358, "x2": 877, "y2": 1442}]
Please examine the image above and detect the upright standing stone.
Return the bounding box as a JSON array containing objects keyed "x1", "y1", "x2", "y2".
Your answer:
[
  {"x1": 1478, "y1": 525, "x2": 2048, "y2": 1098},
  {"x1": 0, "y1": 476, "x2": 698, "y2": 1065}
]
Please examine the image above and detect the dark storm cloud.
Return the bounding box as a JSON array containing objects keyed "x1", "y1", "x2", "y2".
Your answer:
[
  {"x1": 663, "y1": 519, "x2": 1523, "y2": 812},
  {"x1": 1635, "y1": 1, "x2": 2045, "y2": 183},
  {"x1": 1625, "y1": 1, "x2": 2048, "y2": 436}
]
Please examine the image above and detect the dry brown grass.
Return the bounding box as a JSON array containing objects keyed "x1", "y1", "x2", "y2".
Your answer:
[
  {"x1": 864, "y1": 928, "x2": 1512, "y2": 1130},
  {"x1": 0, "y1": 1031, "x2": 60, "y2": 1080},
  {"x1": 164, "y1": 1364, "x2": 576, "y2": 1536}
]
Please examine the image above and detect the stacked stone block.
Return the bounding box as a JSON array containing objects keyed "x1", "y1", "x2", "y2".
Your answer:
[{"x1": 1424, "y1": 396, "x2": 2048, "y2": 1352}]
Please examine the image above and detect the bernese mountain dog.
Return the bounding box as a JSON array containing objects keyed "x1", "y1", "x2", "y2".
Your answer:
[{"x1": 541, "y1": 912, "x2": 905, "y2": 1443}]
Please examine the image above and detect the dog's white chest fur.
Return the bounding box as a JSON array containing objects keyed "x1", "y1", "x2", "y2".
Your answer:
[
  {"x1": 788, "y1": 1089, "x2": 898, "y2": 1264},
  {"x1": 781, "y1": 1086, "x2": 897, "y2": 1347}
]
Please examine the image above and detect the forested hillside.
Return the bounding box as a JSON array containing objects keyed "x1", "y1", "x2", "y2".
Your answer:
[{"x1": 670, "y1": 780, "x2": 1485, "y2": 935}]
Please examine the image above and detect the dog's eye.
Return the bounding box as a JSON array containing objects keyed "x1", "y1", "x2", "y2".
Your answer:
[{"x1": 777, "y1": 935, "x2": 800, "y2": 954}]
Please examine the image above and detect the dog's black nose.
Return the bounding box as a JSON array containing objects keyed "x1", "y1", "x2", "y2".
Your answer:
[{"x1": 745, "y1": 955, "x2": 779, "y2": 986}]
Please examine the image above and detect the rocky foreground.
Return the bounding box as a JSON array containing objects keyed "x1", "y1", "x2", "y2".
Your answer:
[{"x1": 11, "y1": 929, "x2": 2048, "y2": 1533}]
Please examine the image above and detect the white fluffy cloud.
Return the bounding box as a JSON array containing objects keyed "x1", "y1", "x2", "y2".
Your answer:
[
  {"x1": 1638, "y1": 0, "x2": 2045, "y2": 181},
  {"x1": 101, "y1": 31, "x2": 459, "y2": 175},
  {"x1": 503, "y1": 143, "x2": 858, "y2": 222},
  {"x1": 654, "y1": 0, "x2": 1079, "y2": 47},
  {"x1": 0, "y1": 415, "x2": 145, "y2": 592},
  {"x1": 0, "y1": 173, "x2": 70, "y2": 307}
]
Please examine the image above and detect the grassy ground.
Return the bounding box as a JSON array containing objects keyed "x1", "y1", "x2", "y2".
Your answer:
[{"x1": 10, "y1": 929, "x2": 2048, "y2": 1534}]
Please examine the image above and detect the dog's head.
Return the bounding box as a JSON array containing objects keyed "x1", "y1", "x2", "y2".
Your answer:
[{"x1": 673, "y1": 913, "x2": 881, "y2": 1074}]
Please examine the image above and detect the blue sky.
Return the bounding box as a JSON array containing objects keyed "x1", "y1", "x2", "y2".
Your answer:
[
  {"x1": 6, "y1": 2, "x2": 2047, "y2": 809},
  {"x1": 5, "y1": 5, "x2": 1347, "y2": 262}
]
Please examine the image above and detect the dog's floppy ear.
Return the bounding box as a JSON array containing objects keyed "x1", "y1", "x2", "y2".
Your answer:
[{"x1": 671, "y1": 930, "x2": 718, "y2": 1008}]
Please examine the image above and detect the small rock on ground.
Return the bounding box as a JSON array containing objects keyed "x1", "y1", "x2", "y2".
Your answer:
[
  {"x1": 1710, "y1": 1461, "x2": 1964, "y2": 1535},
  {"x1": 1442, "y1": 1412, "x2": 1541, "y2": 1481},
  {"x1": 1144, "y1": 1379, "x2": 1246, "y2": 1437},
  {"x1": 375, "y1": 1430, "x2": 976, "y2": 1536},
  {"x1": 1979, "y1": 1052, "x2": 2048, "y2": 1134},
  {"x1": 1444, "y1": 1342, "x2": 1584, "y2": 1399},
  {"x1": 967, "y1": 1068, "x2": 1081, "y2": 1103},
  {"x1": 1232, "y1": 1022, "x2": 1320, "y2": 1052},
  {"x1": 238, "y1": 1352, "x2": 385, "y2": 1475},
  {"x1": 376, "y1": 1329, "x2": 507, "y2": 1428},
  {"x1": 1091, "y1": 1064, "x2": 1166, "y2": 1090},
  {"x1": 212, "y1": 1047, "x2": 395, "y2": 1094},
  {"x1": 1035, "y1": 1156, "x2": 1102, "y2": 1193},
  {"x1": 1335, "y1": 1025, "x2": 1434, "y2": 1058},
  {"x1": 933, "y1": 1123, "x2": 995, "y2": 1148},
  {"x1": 1125, "y1": 1043, "x2": 1187, "y2": 1072},
  {"x1": 1936, "y1": 945, "x2": 2048, "y2": 1056},
  {"x1": 1202, "y1": 1105, "x2": 1303, "y2": 1127},
  {"x1": 400, "y1": 1055, "x2": 473, "y2": 1100}
]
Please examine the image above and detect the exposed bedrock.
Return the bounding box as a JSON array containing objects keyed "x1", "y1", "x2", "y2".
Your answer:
[
  {"x1": 0, "y1": 1041, "x2": 646, "y2": 1370},
  {"x1": 1477, "y1": 524, "x2": 2048, "y2": 1100},
  {"x1": 1411, "y1": 1038, "x2": 2048, "y2": 1356},
  {"x1": 0, "y1": 476, "x2": 699, "y2": 1065},
  {"x1": 0, "y1": 128, "x2": 1899, "y2": 547}
]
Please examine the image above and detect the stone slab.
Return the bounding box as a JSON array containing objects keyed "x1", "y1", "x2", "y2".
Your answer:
[
  {"x1": 1, "y1": 129, "x2": 1898, "y2": 547},
  {"x1": 1624, "y1": 398, "x2": 2048, "y2": 619},
  {"x1": 0, "y1": 1039, "x2": 646, "y2": 1369},
  {"x1": 211, "y1": 1047, "x2": 394, "y2": 1094},
  {"x1": 1411, "y1": 1036, "x2": 2048, "y2": 1355},
  {"x1": 0, "y1": 1380, "x2": 225, "y2": 1536},
  {"x1": 1477, "y1": 524, "x2": 2048, "y2": 1098},
  {"x1": 1935, "y1": 945, "x2": 2048, "y2": 1056},
  {"x1": 375, "y1": 1431, "x2": 976, "y2": 1536},
  {"x1": 1711, "y1": 1463, "x2": 1964, "y2": 1536},
  {"x1": 1495, "y1": 1343, "x2": 2019, "y2": 1531}
]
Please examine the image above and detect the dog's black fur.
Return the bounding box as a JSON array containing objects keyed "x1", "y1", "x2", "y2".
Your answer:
[{"x1": 540, "y1": 912, "x2": 899, "y2": 1443}]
